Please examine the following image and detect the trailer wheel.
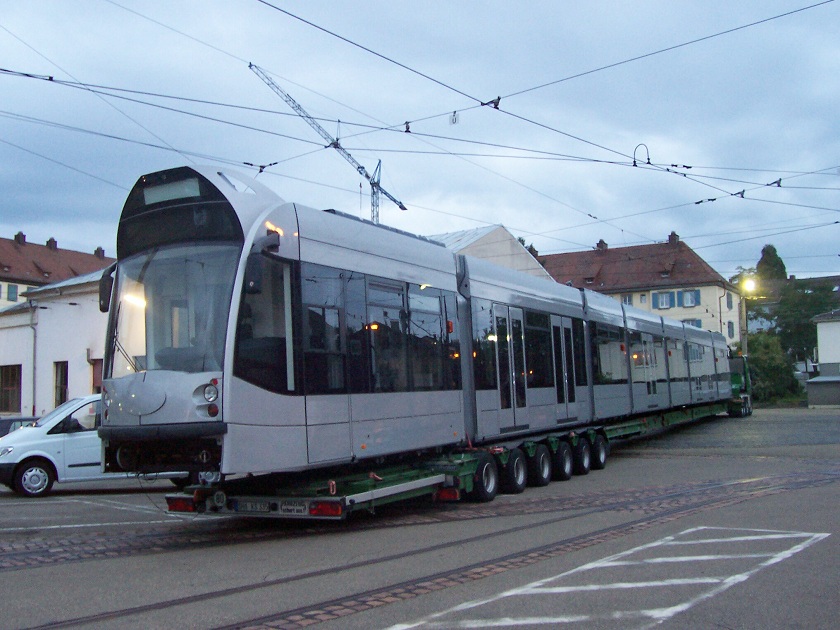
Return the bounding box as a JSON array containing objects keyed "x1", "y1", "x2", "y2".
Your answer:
[
  {"x1": 14, "y1": 458, "x2": 56, "y2": 498},
  {"x1": 572, "y1": 437, "x2": 591, "y2": 476},
  {"x1": 527, "y1": 444, "x2": 552, "y2": 487},
  {"x1": 551, "y1": 441, "x2": 573, "y2": 481},
  {"x1": 590, "y1": 434, "x2": 608, "y2": 470},
  {"x1": 466, "y1": 452, "x2": 498, "y2": 503},
  {"x1": 500, "y1": 448, "x2": 527, "y2": 494}
]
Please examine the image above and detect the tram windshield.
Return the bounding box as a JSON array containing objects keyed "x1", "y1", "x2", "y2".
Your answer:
[{"x1": 107, "y1": 243, "x2": 240, "y2": 376}]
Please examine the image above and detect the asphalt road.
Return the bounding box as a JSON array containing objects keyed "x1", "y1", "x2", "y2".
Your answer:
[{"x1": 1, "y1": 407, "x2": 837, "y2": 630}]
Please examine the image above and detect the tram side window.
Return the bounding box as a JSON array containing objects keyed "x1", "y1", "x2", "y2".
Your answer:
[
  {"x1": 471, "y1": 299, "x2": 497, "y2": 390},
  {"x1": 409, "y1": 286, "x2": 444, "y2": 391},
  {"x1": 687, "y1": 342, "x2": 705, "y2": 391},
  {"x1": 524, "y1": 311, "x2": 554, "y2": 389},
  {"x1": 442, "y1": 293, "x2": 462, "y2": 390},
  {"x1": 234, "y1": 256, "x2": 298, "y2": 394},
  {"x1": 653, "y1": 336, "x2": 668, "y2": 385},
  {"x1": 668, "y1": 339, "x2": 689, "y2": 383},
  {"x1": 628, "y1": 331, "x2": 652, "y2": 381},
  {"x1": 590, "y1": 321, "x2": 628, "y2": 385},
  {"x1": 302, "y1": 264, "x2": 345, "y2": 394},
  {"x1": 552, "y1": 327, "x2": 566, "y2": 403},
  {"x1": 345, "y1": 273, "x2": 371, "y2": 394},
  {"x1": 715, "y1": 347, "x2": 730, "y2": 387},
  {"x1": 572, "y1": 318, "x2": 588, "y2": 386},
  {"x1": 368, "y1": 282, "x2": 409, "y2": 393}
]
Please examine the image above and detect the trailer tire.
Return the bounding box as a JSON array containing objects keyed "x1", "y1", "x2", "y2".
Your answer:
[
  {"x1": 591, "y1": 434, "x2": 608, "y2": 470},
  {"x1": 551, "y1": 441, "x2": 573, "y2": 481},
  {"x1": 572, "y1": 437, "x2": 591, "y2": 476},
  {"x1": 14, "y1": 458, "x2": 56, "y2": 498},
  {"x1": 527, "y1": 444, "x2": 552, "y2": 487},
  {"x1": 466, "y1": 452, "x2": 499, "y2": 503},
  {"x1": 500, "y1": 448, "x2": 527, "y2": 494}
]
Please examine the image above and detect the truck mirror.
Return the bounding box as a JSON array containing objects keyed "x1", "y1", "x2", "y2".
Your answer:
[
  {"x1": 99, "y1": 263, "x2": 116, "y2": 313},
  {"x1": 244, "y1": 254, "x2": 263, "y2": 294},
  {"x1": 244, "y1": 232, "x2": 281, "y2": 294}
]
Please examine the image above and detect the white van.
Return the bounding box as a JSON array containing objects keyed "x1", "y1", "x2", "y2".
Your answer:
[{"x1": 0, "y1": 395, "x2": 187, "y2": 497}]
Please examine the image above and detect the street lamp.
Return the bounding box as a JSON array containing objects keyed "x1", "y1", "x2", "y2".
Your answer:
[{"x1": 740, "y1": 278, "x2": 757, "y2": 356}]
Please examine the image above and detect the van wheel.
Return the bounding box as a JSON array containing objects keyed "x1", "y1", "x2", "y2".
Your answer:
[
  {"x1": 500, "y1": 448, "x2": 527, "y2": 494},
  {"x1": 466, "y1": 452, "x2": 498, "y2": 502},
  {"x1": 14, "y1": 459, "x2": 56, "y2": 497},
  {"x1": 572, "y1": 438, "x2": 591, "y2": 476},
  {"x1": 527, "y1": 444, "x2": 552, "y2": 487}
]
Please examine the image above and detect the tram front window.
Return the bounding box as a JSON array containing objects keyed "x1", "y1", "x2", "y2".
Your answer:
[{"x1": 108, "y1": 244, "x2": 239, "y2": 376}]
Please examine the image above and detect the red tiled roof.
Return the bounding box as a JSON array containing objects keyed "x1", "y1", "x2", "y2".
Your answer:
[
  {"x1": 0, "y1": 233, "x2": 114, "y2": 286},
  {"x1": 540, "y1": 233, "x2": 731, "y2": 293}
]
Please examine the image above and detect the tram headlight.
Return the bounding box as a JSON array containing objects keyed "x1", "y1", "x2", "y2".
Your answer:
[{"x1": 203, "y1": 384, "x2": 219, "y2": 403}]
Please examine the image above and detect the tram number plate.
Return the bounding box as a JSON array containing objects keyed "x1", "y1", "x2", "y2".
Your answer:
[
  {"x1": 237, "y1": 500, "x2": 270, "y2": 513},
  {"x1": 279, "y1": 500, "x2": 307, "y2": 515}
]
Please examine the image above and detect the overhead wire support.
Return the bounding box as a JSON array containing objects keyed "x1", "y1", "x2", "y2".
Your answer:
[{"x1": 248, "y1": 63, "x2": 406, "y2": 224}]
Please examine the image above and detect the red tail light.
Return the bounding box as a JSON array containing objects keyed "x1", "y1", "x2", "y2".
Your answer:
[
  {"x1": 166, "y1": 496, "x2": 197, "y2": 512},
  {"x1": 435, "y1": 488, "x2": 460, "y2": 502},
  {"x1": 309, "y1": 501, "x2": 343, "y2": 517}
]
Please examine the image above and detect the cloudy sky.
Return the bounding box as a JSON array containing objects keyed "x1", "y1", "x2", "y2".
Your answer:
[{"x1": 2, "y1": 1, "x2": 838, "y2": 280}]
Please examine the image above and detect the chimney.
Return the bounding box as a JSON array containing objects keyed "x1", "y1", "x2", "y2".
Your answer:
[
  {"x1": 94, "y1": 246, "x2": 105, "y2": 259},
  {"x1": 596, "y1": 239, "x2": 608, "y2": 250},
  {"x1": 14, "y1": 231, "x2": 26, "y2": 245},
  {"x1": 668, "y1": 231, "x2": 680, "y2": 246},
  {"x1": 46, "y1": 237, "x2": 58, "y2": 250}
]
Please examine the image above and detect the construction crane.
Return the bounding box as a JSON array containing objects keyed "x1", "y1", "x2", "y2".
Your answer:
[{"x1": 249, "y1": 63, "x2": 406, "y2": 224}]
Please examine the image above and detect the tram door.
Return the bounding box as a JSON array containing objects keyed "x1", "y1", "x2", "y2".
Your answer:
[
  {"x1": 495, "y1": 305, "x2": 527, "y2": 431},
  {"x1": 630, "y1": 332, "x2": 659, "y2": 411},
  {"x1": 551, "y1": 315, "x2": 578, "y2": 423}
]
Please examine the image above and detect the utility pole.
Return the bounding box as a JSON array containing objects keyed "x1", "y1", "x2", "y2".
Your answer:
[{"x1": 249, "y1": 64, "x2": 406, "y2": 224}]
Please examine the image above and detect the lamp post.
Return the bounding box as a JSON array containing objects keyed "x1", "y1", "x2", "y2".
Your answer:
[{"x1": 740, "y1": 278, "x2": 757, "y2": 356}]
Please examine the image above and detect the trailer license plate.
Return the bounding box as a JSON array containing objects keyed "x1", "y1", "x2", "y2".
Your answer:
[{"x1": 237, "y1": 500, "x2": 270, "y2": 513}]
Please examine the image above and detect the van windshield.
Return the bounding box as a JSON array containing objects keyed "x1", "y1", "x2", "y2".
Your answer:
[{"x1": 34, "y1": 398, "x2": 88, "y2": 428}]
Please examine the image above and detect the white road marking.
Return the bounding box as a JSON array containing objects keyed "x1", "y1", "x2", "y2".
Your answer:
[{"x1": 387, "y1": 527, "x2": 830, "y2": 630}]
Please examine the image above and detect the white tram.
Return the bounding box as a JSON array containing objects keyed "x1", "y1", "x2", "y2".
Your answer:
[{"x1": 98, "y1": 166, "x2": 731, "y2": 479}]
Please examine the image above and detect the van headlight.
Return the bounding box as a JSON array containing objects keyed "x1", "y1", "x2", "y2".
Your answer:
[{"x1": 0, "y1": 446, "x2": 13, "y2": 458}]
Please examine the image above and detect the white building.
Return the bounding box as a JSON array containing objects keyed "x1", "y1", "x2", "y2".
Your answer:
[
  {"x1": 808, "y1": 309, "x2": 840, "y2": 406},
  {"x1": 0, "y1": 271, "x2": 106, "y2": 417},
  {"x1": 429, "y1": 225, "x2": 552, "y2": 279}
]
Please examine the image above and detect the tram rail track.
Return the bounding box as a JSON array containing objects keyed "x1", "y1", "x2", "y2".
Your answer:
[{"x1": 13, "y1": 467, "x2": 838, "y2": 630}]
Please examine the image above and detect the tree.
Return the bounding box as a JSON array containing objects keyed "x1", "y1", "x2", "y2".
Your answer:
[
  {"x1": 517, "y1": 236, "x2": 540, "y2": 259},
  {"x1": 774, "y1": 281, "x2": 837, "y2": 361},
  {"x1": 755, "y1": 244, "x2": 787, "y2": 281},
  {"x1": 747, "y1": 332, "x2": 800, "y2": 402},
  {"x1": 728, "y1": 266, "x2": 756, "y2": 287}
]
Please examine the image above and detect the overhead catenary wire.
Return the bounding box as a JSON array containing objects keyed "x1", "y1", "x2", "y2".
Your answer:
[{"x1": 2, "y1": 4, "x2": 835, "y2": 277}]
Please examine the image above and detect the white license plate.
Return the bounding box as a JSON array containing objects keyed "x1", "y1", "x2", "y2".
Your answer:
[{"x1": 237, "y1": 500, "x2": 270, "y2": 513}]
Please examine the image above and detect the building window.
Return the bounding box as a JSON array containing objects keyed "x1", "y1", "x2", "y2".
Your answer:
[
  {"x1": 621, "y1": 294, "x2": 633, "y2": 306},
  {"x1": 653, "y1": 292, "x2": 674, "y2": 309},
  {"x1": 726, "y1": 292, "x2": 733, "y2": 310},
  {"x1": 7, "y1": 284, "x2": 18, "y2": 302},
  {"x1": 640, "y1": 294, "x2": 647, "y2": 304},
  {"x1": 54, "y1": 361, "x2": 69, "y2": 407},
  {"x1": 682, "y1": 319, "x2": 702, "y2": 329},
  {"x1": 1, "y1": 364, "x2": 22, "y2": 413},
  {"x1": 681, "y1": 290, "x2": 697, "y2": 307},
  {"x1": 728, "y1": 321, "x2": 736, "y2": 339}
]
